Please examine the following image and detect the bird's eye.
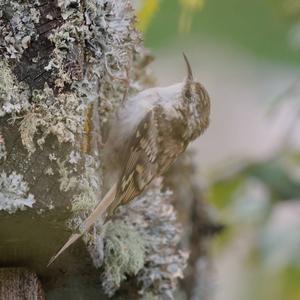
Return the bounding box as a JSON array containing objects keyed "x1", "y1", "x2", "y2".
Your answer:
[{"x1": 184, "y1": 89, "x2": 191, "y2": 99}]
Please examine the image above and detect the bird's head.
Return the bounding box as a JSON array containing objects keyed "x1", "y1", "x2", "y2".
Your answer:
[{"x1": 181, "y1": 53, "x2": 211, "y2": 141}]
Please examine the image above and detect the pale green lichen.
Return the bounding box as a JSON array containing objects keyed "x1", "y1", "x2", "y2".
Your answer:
[
  {"x1": 141, "y1": 293, "x2": 159, "y2": 300},
  {"x1": 52, "y1": 0, "x2": 145, "y2": 123},
  {"x1": 69, "y1": 150, "x2": 81, "y2": 165},
  {"x1": 57, "y1": 159, "x2": 78, "y2": 192},
  {"x1": 49, "y1": 153, "x2": 57, "y2": 161},
  {"x1": 18, "y1": 112, "x2": 40, "y2": 154},
  {"x1": 0, "y1": 60, "x2": 30, "y2": 117},
  {"x1": 42, "y1": 0, "x2": 87, "y2": 90},
  {"x1": 71, "y1": 188, "x2": 96, "y2": 212},
  {"x1": 68, "y1": 155, "x2": 101, "y2": 228},
  {"x1": 47, "y1": 22, "x2": 86, "y2": 89},
  {"x1": 113, "y1": 185, "x2": 189, "y2": 299},
  {"x1": 102, "y1": 221, "x2": 147, "y2": 296},
  {"x1": 57, "y1": 0, "x2": 81, "y2": 20},
  {"x1": 44, "y1": 167, "x2": 54, "y2": 176},
  {"x1": 0, "y1": 1, "x2": 40, "y2": 59},
  {"x1": 19, "y1": 84, "x2": 86, "y2": 153},
  {"x1": 84, "y1": 0, "x2": 142, "y2": 123},
  {"x1": 53, "y1": 153, "x2": 100, "y2": 231},
  {"x1": 93, "y1": 185, "x2": 188, "y2": 298},
  {"x1": 0, "y1": 171, "x2": 35, "y2": 214},
  {"x1": 0, "y1": 132, "x2": 6, "y2": 161}
]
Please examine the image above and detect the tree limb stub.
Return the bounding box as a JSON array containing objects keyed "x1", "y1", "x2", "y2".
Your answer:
[{"x1": 0, "y1": 268, "x2": 45, "y2": 300}]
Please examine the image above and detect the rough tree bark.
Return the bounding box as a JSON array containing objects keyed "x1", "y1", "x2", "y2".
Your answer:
[
  {"x1": 0, "y1": 268, "x2": 45, "y2": 300},
  {"x1": 0, "y1": 1, "x2": 219, "y2": 299}
]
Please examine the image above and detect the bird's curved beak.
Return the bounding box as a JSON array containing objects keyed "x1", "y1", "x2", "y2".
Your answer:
[{"x1": 183, "y1": 52, "x2": 193, "y2": 81}]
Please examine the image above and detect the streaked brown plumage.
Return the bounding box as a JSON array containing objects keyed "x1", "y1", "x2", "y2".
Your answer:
[{"x1": 48, "y1": 53, "x2": 210, "y2": 266}]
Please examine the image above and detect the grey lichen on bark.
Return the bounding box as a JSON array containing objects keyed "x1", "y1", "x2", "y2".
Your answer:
[
  {"x1": 101, "y1": 183, "x2": 188, "y2": 298},
  {"x1": 0, "y1": 0, "x2": 190, "y2": 299}
]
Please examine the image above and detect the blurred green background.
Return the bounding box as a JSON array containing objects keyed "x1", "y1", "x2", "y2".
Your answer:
[
  {"x1": 144, "y1": 0, "x2": 300, "y2": 64},
  {"x1": 138, "y1": 1, "x2": 300, "y2": 300}
]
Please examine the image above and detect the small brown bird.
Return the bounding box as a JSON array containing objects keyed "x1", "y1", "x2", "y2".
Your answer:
[{"x1": 48, "y1": 53, "x2": 210, "y2": 266}]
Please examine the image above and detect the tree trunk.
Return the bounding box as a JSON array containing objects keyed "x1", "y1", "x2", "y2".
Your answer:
[
  {"x1": 0, "y1": 0, "x2": 141, "y2": 297},
  {"x1": 0, "y1": 268, "x2": 44, "y2": 300}
]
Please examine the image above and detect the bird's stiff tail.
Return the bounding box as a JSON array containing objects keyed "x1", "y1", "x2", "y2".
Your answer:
[{"x1": 47, "y1": 183, "x2": 117, "y2": 267}]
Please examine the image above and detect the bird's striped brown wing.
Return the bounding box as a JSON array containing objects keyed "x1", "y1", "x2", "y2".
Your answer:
[{"x1": 107, "y1": 105, "x2": 172, "y2": 216}]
